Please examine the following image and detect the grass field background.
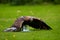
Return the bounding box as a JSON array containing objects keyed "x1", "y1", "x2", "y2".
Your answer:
[{"x1": 0, "y1": 4, "x2": 60, "y2": 40}]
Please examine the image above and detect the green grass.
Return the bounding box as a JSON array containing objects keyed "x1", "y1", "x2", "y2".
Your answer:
[{"x1": 0, "y1": 4, "x2": 60, "y2": 40}]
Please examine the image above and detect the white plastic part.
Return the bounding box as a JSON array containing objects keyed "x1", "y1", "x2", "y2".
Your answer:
[{"x1": 23, "y1": 26, "x2": 29, "y2": 32}]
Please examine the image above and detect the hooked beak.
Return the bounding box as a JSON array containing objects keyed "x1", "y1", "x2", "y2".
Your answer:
[{"x1": 4, "y1": 27, "x2": 17, "y2": 32}]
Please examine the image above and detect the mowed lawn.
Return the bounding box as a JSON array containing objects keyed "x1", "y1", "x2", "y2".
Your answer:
[{"x1": 0, "y1": 4, "x2": 60, "y2": 40}]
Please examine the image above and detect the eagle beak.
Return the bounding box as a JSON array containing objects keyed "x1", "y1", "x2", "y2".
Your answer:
[{"x1": 4, "y1": 27, "x2": 17, "y2": 32}]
